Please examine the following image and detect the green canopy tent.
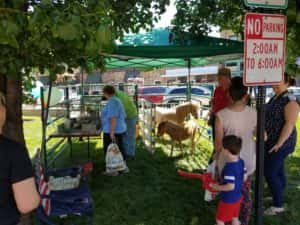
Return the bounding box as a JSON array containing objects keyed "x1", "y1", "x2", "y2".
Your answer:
[
  {"x1": 106, "y1": 29, "x2": 243, "y2": 68},
  {"x1": 105, "y1": 28, "x2": 244, "y2": 99}
]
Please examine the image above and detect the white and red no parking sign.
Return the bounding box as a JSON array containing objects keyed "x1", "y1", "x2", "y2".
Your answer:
[{"x1": 243, "y1": 13, "x2": 286, "y2": 86}]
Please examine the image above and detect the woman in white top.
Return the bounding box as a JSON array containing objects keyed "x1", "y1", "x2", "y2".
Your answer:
[{"x1": 214, "y1": 77, "x2": 257, "y2": 225}]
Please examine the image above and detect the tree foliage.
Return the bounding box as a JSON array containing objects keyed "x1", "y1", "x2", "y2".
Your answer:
[
  {"x1": 0, "y1": 0, "x2": 169, "y2": 80},
  {"x1": 0, "y1": 1, "x2": 169, "y2": 223},
  {"x1": 172, "y1": 0, "x2": 246, "y2": 38},
  {"x1": 172, "y1": 0, "x2": 299, "y2": 74}
]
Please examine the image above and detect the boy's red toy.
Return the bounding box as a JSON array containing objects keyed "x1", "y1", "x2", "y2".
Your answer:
[
  {"x1": 177, "y1": 169, "x2": 218, "y2": 193},
  {"x1": 82, "y1": 161, "x2": 94, "y2": 176}
]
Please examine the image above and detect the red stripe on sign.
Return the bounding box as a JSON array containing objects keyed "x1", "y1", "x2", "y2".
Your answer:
[{"x1": 245, "y1": 14, "x2": 263, "y2": 39}]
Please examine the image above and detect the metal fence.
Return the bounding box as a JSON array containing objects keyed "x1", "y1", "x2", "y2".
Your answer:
[
  {"x1": 44, "y1": 83, "x2": 214, "y2": 155},
  {"x1": 138, "y1": 98, "x2": 212, "y2": 153}
]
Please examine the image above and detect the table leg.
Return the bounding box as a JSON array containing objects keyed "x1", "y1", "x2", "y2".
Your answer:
[
  {"x1": 68, "y1": 137, "x2": 73, "y2": 158},
  {"x1": 88, "y1": 136, "x2": 90, "y2": 159}
]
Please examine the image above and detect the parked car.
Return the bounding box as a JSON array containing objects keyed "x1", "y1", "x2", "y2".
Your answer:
[
  {"x1": 162, "y1": 96, "x2": 191, "y2": 105},
  {"x1": 265, "y1": 87, "x2": 274, "y2": 103},
  {"x1": 251, "y1": 86, "x2": 300, "y2": 104},
  {"x1": 164, "y1": 86, "x2": 212, "y2": 106},
  {"x1": 264, "y1": 87, "x2": 300, "y2": 103},
  {"x1": 138, "y1": 86, "x2": 166, "y2": 103},
  {"x1": 288, "y1": 87, "x2": 300, "y2": 102},
  {"x1": 250, "y1": 86, "x2": 274, "y2": 103}
]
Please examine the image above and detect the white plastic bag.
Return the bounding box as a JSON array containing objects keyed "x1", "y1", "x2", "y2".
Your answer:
[
  {"x1": 105, "y1": 143, "x2": 126, "y2": 173},
  {"x1": 204, "y1": 160, "x2": 218, "y2": 202},
  {"x1": 206, "y1": 160, "x2": 216, "y2": 178}
]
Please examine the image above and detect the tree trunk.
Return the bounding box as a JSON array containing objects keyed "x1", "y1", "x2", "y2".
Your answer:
[
  {"x1": 0, "y1": 75, "x2": 32, "y2": 225},
  {"x1": 4, "y1": 77, "x2": 25, "y2": 144},
  {"x1": 0, "y1": 75, "x2": 6, "y2": 94},
  {"x1": 1, "y1": 0, "x2": 33, "y2": 223}
]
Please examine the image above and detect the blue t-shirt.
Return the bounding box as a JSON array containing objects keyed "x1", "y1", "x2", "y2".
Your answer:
[
  {"x1": 101, "y1": 96, "x2": 127, "y2": 134},
  {"x1": 220, "y1": 159, "x2": 246, "y2": 203}
]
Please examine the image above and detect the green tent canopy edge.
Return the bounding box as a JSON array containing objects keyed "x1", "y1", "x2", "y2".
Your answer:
[{"x1": 105, "y1": 29, "x2": 244, "y2": 69}]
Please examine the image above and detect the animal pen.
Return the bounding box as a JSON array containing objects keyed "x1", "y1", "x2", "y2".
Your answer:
[
  {"x1": 40, "y1": 82, "x2": 136, "y2": 169},
  {"x1": 138, "y1": 95, "x2": 214, "y2": 152},
  {"x1": 103, "y1": 29, "x2": 243, "y2": 153}
]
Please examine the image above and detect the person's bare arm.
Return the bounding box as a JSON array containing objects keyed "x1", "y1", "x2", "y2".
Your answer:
[
  {"x1": 12, "y1": 177, "x2": 40, "y2": 214},
  {"x1": 269, "y1": 101, "x2": 300, "y2": 153},
  {"x1": 211, "y1": 183, "x2": 235, "y2": 192},
  {"x1": 110, "y1": 117, "x2": 117, "y2": 140},
  {"x1": 214, "y1": 116, "x2": 224, "y2": 156}
]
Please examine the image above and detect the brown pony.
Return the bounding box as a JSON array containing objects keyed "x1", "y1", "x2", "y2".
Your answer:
[
  {"x1": 157, "y1": 119, "x2": 199, "y2": 157},
  {"x1": 155, "y1": 101, "x2": 200, "y2": 125}
]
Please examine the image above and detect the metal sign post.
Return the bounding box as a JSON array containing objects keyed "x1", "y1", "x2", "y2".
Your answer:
[
  {"x1": 244, "y1": 0, "x2": 288, "y2": 9},
  {"x1": 255, "y1": 86, "x2": 266, "y2": 225},
  {"x1": 243, "y1": 11, "x2": 287, "y2": 225}
]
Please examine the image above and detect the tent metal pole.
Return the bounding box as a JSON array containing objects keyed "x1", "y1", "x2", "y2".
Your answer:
[
  {"x1": 40, "y1": 87, "x2": 46, "y2": 168},
  {"x1": 80, "y1": 68, "x2": 84, "y2": 115},
  {"x1": 41, "y1": 81, "x2": 53, "y2": 170},
  {"x1": 187, "y1": 58, "x2": 191, "y2": 101}
]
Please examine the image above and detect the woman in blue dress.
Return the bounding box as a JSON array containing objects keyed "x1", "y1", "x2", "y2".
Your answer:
[
  {"x1": 101, "y1": 85, "x2": 127, "y2": 174},
  {"x1": 264, "y1": 73, "x2": 299, "y2": 215}
]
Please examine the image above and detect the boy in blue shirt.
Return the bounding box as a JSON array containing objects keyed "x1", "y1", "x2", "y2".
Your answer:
[{"x1": 211, "y1": 135, "x2": 247, "y2": 225}]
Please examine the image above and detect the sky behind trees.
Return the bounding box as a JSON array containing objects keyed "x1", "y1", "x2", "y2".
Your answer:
[{"x1": 154, "y1": 0, "x2": 220, "y2": 37}]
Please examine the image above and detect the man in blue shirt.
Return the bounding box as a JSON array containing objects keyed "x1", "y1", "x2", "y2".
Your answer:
[{"x1": 211, "y1": 135, "x2": 247, "y2": 225}]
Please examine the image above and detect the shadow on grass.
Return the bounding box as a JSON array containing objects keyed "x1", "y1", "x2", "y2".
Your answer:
[
  {"x1": 23, "y1": 118, "x2": 35, "y2": 122},
  {"x1": 42, "y1": 137, "x2": 300, "y2": 225},
  {"x1": 25, "y1": 118, "x2": 300, "y2": 225},
  {"x1": 90, "y1": 139, "x2": 216, "y2": 225},
  {"x1": 48, "y1": 138, "x2": 101, "y2": 169},
  {"x1": 46, "y1": 137, "x2": 217, "y2": 225}
]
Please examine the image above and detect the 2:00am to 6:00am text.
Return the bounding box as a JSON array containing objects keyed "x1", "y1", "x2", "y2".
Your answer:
[{"x1": 245, "y1": 57, "x2": 284, "y2": 70}]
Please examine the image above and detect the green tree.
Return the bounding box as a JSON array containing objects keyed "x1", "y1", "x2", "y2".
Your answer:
[
  {"x1": 0, "y1": 0, "x2": 169, "y2": 141},
  {"x1": 172, "y1": 0, "x2": 299, "y2": 74},
  {"x1": 0, "y1": 0, "x2": 169, "y2": 224},
  {"x1": 172, "y1": 0, "x2": 245, "y2": 38}
]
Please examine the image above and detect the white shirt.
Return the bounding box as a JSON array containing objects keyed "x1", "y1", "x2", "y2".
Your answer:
[{"x1": 217, "y1": 106, "x2": 257, "y2": 175}]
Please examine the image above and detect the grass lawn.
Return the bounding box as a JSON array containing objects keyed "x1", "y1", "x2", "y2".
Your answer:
[
  {"x1": 23, "y1": 116, "x2": 300, "y2": 225},
  {"x1": 23, "y1": 117, "x2": 42, "y2": 157}
]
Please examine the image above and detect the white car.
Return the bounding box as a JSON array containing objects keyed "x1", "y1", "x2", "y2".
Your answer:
[
  {"x1": 164, "y1": 86, "x2": 212, "y2": 106},
  {"x1": 256, "y1": 87, "x2": 300, "y2": 103},
  {"x1": 288, "y1": 87, "x2": 300, "y2": 102},
  {"x1": 250, "y1": 87, "x2": 274, "y2": 103}
]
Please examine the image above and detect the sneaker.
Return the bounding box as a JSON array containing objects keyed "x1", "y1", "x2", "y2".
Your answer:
[
  {"x1": 102, "y1": 171, "x2": 119, "y2": 176},
  {"x1": 264, "y1": 206, "x2": 285, "y2": 216}
]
